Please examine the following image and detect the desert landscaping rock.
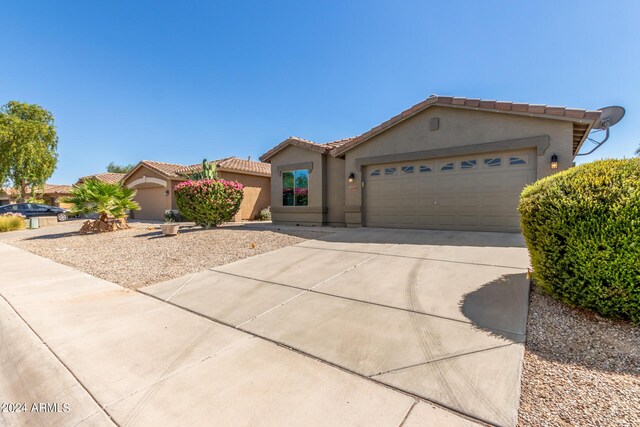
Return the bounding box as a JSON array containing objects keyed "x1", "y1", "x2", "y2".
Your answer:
[
  {"x1": 518, "y1": 286, "x2": 640, "y2": 426},
  {"x1": 6, "y1": 224, "x2": 330, "y2": 289}
]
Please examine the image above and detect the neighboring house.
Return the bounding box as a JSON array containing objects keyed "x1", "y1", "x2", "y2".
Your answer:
[
  {"x1": 121, "y1": 157, "x2": 271, "y2": 221},
  {"x1": 0, "y1": 185, "x2": 72, "y2": 207},
  {"x1": 0, "y1": 188, "x2": 16, "y2": 206},
  {"x1": 260, "y1": 94, "x2": 602, "y2": 232},
  {"x1": 76, "y1": 172, "x2": 126, "y2": 185},
  {"x1": 41, "y1": 184, "x2": 74, "y2": 208}
]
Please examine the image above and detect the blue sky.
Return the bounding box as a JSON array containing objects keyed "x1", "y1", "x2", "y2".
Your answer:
[{"x1": 1, "y1": 1, "x2": 638, "y2": 184}]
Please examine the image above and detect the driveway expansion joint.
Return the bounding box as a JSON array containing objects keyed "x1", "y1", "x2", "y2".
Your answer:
[
  {"x1": 398, "y1": 400, "x2": 418, "y2": 427},
  {"x1": 138, "y1": 287, "x2": 487, "y2": 425},
  {"x1": 299, "y1": 241, "x2": 527, "y2": 270},
  {"x1": 163, "y1": 271, "x2": 200, "y2": 302},
  {"x1": 369, "y1": 342, "x2": 517, "y2": 378},
  {"x1": 205, "y1": 266, "x2": 527, "y2": 339}
]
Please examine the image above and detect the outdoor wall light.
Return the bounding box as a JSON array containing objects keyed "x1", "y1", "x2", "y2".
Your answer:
[
  {"x1": 550, "y1": 154, "x2": 559, "y2": 170},
  {"x1": 347, "y1": 173, "x2": 355, "y2": 183},
  {"x1": 164, "y1": 189, "x2": 170, "y2": 197}
]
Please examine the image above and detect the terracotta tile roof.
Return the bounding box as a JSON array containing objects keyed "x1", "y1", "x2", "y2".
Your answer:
[
  {"x1": 178, "y1": 157, "x2": 271, "y2": 176},
  {"x1": 218, "y1": 157, "x2": 271, "y2": 175},
  {"x1": 332, "y1": 95, "x2": 602, "y2": 156},
  {"x1": 138, "y1": 160, "x2": 188, "y2": 178},
  {"x1": 1, "y1": 185, "x2": 72, "y2": 196},
  {"x1": 43, "y1": 184, "x2": 73, "y2": 194},
  {"x1": 77, "y1": 172, "x2": 126, "y2": 185},
  {"x1": 321, "y1": 137, "x2": 357, "y2": 149},
  {"x1": 259, "y1": 136, "x2": 356, "y2": 162}
]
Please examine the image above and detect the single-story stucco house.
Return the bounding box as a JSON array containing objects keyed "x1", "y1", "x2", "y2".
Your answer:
[
  {"x1": 0, "y1": 188, "x2": 16, "y2": 205},
  {"x1": 1, "y1": 185, "x2": 73, "y2": 207},
  {"x1": 41, "y1": 184, "x2": 74, "y2": 208},
  {"x1": 259, "y1": 94, "x2": 602, "y2": 232},
  {"x1": 121, "y1": 157, "x2": 271, "y2": 221}
]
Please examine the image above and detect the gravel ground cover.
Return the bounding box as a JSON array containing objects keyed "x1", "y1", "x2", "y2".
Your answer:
[
  {"x1": 6, "y1": 224, "x2": 330, "y2": 289},
  {"x1": 519, "y1": 285, "x2": 640, "y2": 426}
]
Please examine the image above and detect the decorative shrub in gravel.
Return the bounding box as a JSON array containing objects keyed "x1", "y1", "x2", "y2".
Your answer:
[
  {"x1": 519, "y1": 158, "x2": 640, "y2": 323},
  {"x1": 0, "y1": 213, "x2": 26, "y2": 232},
  {"x1": 174, "y1": 179, "x2": 244, "y2": 228},
  {"x1": 257, "y1": 206, "x2": 271, "y2": 221}
]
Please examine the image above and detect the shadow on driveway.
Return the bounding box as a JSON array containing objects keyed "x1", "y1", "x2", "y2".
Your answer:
[{"x1": 459, "y1": 273, "x2": 529, "y2": 342}]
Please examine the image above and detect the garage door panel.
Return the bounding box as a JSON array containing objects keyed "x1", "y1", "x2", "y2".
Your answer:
[
  {"x1": 134, "y1": 186, "x2": 167, "y2": 220},
  {"x1": 365, "y1": 150, "x2": 536, "y2": 232}
]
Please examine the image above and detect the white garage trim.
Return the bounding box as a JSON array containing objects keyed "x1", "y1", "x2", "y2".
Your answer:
[{"x1": 127, "y1": 176, "x2": 167, "y2": 188}]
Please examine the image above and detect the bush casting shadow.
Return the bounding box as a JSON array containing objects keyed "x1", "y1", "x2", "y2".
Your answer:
[{"x1": 459, "y1": 273, "x2": 529, "y2": 342}]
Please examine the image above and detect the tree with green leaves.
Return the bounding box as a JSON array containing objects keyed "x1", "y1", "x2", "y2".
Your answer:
[
  {"x1": 64, "y1": 179, "x2": 140, "y2": 233},
  {"x1": 107, "y1": 162, "x2": 135, "y2": 174},
  {"x1": 0, "y1": 101, "x2": 59, "y2": 202}
]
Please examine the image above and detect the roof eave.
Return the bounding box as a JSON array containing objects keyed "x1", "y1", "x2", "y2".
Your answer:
[
  {"x1": 572, "y1": 119, "x2": 599, "y2": 157},
  {"x1": 217, "y1": 167, "x2": 271, "y2": 178},
  {"x1": 260, "y1": 137, "x2": 326, "y2": 162},
  {"x1": 121, "y1": 162, "x2": 150, "y2": 183},
  {"x1": 122, "y1": 161, "x2": 182, "y2": 183},
  {"x1": 332, "y1": 101, "x2": 601, "y2": 157}
]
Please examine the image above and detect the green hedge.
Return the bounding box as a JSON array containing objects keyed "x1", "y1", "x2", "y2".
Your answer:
[
  {"x1": 174, "y1": 179, "x2": 244, "y2": 228},
  {"x1": 519, "y1": 159, "x2": 640, "y2": 323}
]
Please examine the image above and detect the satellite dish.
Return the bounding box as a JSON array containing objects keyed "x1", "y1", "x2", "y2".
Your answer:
[{"x1": 576, "y1": 106, "x2": 625, "y2": 156}]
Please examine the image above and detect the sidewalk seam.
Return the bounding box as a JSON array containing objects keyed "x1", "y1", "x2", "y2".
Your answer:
[
  {"x1": 398, "y1": 400, "x2": 418, "y2": 427},
  {"x1": 0, "y1": 291, "x2": 119, "y2": 427}
]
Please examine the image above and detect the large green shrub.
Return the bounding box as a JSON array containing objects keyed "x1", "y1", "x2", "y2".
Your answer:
[
  {"x1": 519, "y1": 159, "x2": 640, "y2": 323},
  {"x1": 174, "y1": 179, "x2": 244, "y2": 228}
]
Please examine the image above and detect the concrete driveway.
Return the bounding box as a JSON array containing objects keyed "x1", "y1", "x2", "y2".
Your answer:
[{"x1": 143, "y1": 227, "x2": 531, "y2": 426}]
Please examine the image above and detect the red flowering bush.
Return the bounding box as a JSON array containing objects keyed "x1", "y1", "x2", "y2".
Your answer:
[{"x1": 174, "y1": 179, "x2": 244, "y2": 228}]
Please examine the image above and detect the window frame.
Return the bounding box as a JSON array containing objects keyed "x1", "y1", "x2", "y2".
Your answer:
[
  {"x1": 419, "y1": 165, "x2": 433, "y2": 173},
  {"x1": 440, "y1": 162, "x2": 455, "y2": 172},
  {"x1": 509, "y1": 156, "x2": 528, "y2": 166},
  {"x1": 401, "y1": 165, "x2": 415, "y2": 174},
  {"x1": 483, "y1": 157, "x2": 502, "y2": 168},
  {"x1": 460, "y1": 159, "x2": 477, "y2": 170},
  {"x1": 282, "y1": 169, "x2": 309, "y2": 207}
]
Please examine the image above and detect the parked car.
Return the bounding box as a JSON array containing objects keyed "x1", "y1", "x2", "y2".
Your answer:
[{"x1": 0, "y1": 203, "x2": 70, "y2": 222}]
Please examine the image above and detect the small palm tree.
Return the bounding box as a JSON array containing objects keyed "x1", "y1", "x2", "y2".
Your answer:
[{"x1": 65, "y1": 179, "x2": 140, "y2": 232}]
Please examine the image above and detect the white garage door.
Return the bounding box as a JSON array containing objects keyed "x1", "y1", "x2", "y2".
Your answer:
[{"x1": 364, "y1": 149, "x2": 537, "y2": 232}]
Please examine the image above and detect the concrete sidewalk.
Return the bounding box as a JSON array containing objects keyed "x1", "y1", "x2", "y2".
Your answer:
[{"x1": 0, "y1": 243, "x2": 476, "y2": 426}]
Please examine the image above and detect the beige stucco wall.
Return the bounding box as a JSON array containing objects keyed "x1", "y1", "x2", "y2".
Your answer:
[
  {"x1": 326, "y1": 155, "x2": 346, "y2": 225},
  {"x1": 342, "y1": 106, "x2": 574, "y2": 226},
  {"x1": 42, "y1": 194, "x2": 72, "y2": 208},
  {"x1": 268, "y1": 145, "x2": 325, "y2": 225},
  {"x1": 218, "y1": 171, "x2": 271, "y2": 220}
]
